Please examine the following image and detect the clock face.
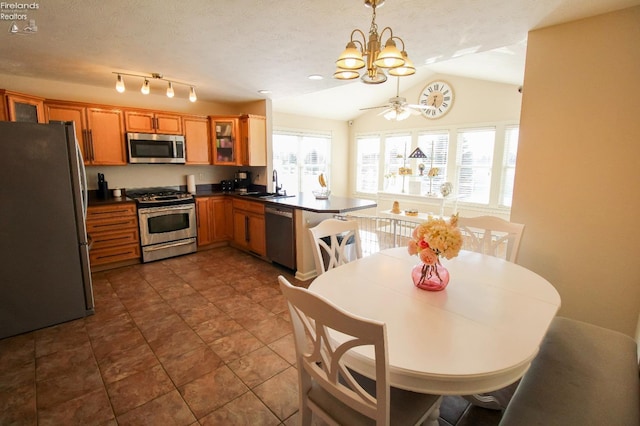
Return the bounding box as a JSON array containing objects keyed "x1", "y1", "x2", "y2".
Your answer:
[{"x1": 419, "y1": 81, "x2": 454, "y2": 119}]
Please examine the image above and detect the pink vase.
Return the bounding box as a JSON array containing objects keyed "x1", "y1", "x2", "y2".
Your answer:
[{"x1": 411, "y1": 261, "x2": 450, "y2": 291}]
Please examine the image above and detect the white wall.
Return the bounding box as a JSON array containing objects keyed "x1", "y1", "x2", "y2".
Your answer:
[
  {"x1": 512, "y1": 6, "x2": 640, "y2": 336},
  {"x1": 351, "y1": 75, "x2": 521, "y2": 133},
  {"x1": 349, "y1": 74, "x2": 522, "y2": 217}
]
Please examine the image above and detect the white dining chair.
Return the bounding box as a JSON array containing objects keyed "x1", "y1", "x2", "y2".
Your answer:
[
  {"x1": 278, "y1": 276, "x2": 441, "y2": 426},
  {"x1": 308, "y1": 218, "x2": 363, "y2": 275},
  {"x1": 456, "y1": 215, "x2": 524, "y2": 263}
]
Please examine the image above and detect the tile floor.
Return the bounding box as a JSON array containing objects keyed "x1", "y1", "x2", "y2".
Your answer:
[{"x1": 0, "y1": 246, "x2": 503, "y2": 425}]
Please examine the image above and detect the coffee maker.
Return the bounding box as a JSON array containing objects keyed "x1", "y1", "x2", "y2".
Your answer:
[{"x1": 234, "y1": 170, "x2": 251, "y2": 193}]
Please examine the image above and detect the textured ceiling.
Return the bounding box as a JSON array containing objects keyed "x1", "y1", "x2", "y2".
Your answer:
[{"x1": 0, "y1": 0, "x2": 638, "y2": 120}]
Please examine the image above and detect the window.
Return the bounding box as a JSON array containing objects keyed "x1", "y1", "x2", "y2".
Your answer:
[
  {"x1": 356, "y1": 136, "x2": 380, "y2": 194},
  {"x1": 354, "y1": 124, "x2": 518, "y2": 212},
  {"x1": 273, "y1": 131, "x2": 330, "y2": 193},
  {"x1": 383, "y1": 134, "x2": 411, "y2": 193},
  {"x1": 500, "y1": 126, "x2": 519, "y2": 207},
  {"x1": 417, "y1": 131, "x2": 449, "y2": 196},
  {"x1": 456, "y1": 128, "x2": 495, "y2": 204}
]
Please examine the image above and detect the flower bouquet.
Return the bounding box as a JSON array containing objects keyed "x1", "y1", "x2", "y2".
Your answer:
[{"x1": 407, "y1": 214, "x2": 462, "y2": 291}]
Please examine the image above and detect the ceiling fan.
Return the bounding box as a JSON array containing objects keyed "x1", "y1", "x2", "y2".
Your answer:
[{"x1": 360, "y1": 77, "x2": 433, "y2": 121}]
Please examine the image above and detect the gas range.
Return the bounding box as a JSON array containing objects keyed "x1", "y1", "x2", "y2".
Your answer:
[
  {"x1": 127, "y1": 187, "x2": 198, "y2": 263},
  {"x1": 127, "y1": 187, "x2": 194, "y2": 207}
]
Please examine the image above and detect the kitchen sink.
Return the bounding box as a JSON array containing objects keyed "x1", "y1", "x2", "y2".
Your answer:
[
  {"x1": 259, "y1": 193, "x2": 296, "y2": 199},
  {"x1": 238, "y1": 192, "x2": 295, "y2": 199}
]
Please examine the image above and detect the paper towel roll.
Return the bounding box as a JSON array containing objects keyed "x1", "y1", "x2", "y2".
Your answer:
[{"x1": 187, "y1": 175, "x2": 196, "y2": 194}]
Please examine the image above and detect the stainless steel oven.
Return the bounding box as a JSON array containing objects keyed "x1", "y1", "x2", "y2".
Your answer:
[
  {"x1": 128, "y1": 188, "x2": 197, "y2": 263},
  {"x1": 138, "y1": 202, "x2": 197, "y2": 262}
]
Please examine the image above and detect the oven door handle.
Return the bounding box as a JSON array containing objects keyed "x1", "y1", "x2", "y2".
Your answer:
[
  {"x1": 139, "y1": 204, "x2": 194, "y2": 214},
  {"x1": 144, "y1": 239, "x2": 195, "y2": 252}
]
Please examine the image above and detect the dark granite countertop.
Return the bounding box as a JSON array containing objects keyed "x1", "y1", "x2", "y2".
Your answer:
[
  {"x1": 88, "y1": 187, "x2": 376, "y2": 214},
  {"x1": 87, "y1": 191, "x2": 135, "y2": 206},
  {"x1": 194, "y1": 189, "x2": 376, "y2": 213},
  {"x1": 257, "y1": 192, "x2": 376, "y2": 213}
]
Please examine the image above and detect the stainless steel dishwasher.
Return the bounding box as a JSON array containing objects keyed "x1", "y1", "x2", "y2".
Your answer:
[{"x1": 265, "y1": 205, "x2": 295, "y2": 270}]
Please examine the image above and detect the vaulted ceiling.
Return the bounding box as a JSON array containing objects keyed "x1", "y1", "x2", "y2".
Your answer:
[{"x1": 1, "y1": 0, "x2": 637, "y2": 120}]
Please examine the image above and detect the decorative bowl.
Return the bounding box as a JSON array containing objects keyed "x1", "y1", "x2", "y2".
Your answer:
[{"x1": 312, "y1": 189, "x2": 331, "y2": 199}]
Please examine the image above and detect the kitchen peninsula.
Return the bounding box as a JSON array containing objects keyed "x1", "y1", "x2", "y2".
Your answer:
[
  {"x1": 257, "y1": 193, "x2": 377, "y2": 280},
  {"x1": 204, "y1": 191, "x2": 376, "y2": 280}
]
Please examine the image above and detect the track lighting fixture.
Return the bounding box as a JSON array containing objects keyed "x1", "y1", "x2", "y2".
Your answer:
[{"x1": 112, "y1": 72, "x2": 197, "y2": 102}]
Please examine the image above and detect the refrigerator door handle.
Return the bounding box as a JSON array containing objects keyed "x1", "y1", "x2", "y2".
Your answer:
[{"x1": 76, "y1": 140, "x2": 88, "y2": 219}]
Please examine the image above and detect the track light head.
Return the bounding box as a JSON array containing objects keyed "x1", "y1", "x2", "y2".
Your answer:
[{"x1": 115, "y1": 74, "x2": 125, "y2": 93}]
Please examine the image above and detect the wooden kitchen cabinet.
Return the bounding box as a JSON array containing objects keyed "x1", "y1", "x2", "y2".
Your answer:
[
  {"x1": 86, "y1": 203, "x2": 140, "y2": 268},
  {"x1": 232, "y1": 198, "x2": 266, "y2": 256},
  {"x1": 210, "y1": 114, "x2": 267, "y2": 166},
  {"x1": 183, "y1": 115, "x2": 211, "y2": 164},
  {"x1": 196, "y1": 196, "x2": 232, "y2": 246},
  {"x1": 239, "y1": 114, "x2": 267, "y2": 166},
  {"x1": 46, "y1": 101, "x2": 127, "y2": 165},
  {"x1": 213, "y1": 197, "x2": 233, "y2": 242},
  {"x1": 210, "y1": 115, "x2": 240, "y2": 165},
  {"x1": 124, "y1": 110, "x2": 182, "y2": 134},
  {"x1": 1, "y1": 90, "x2": 45, "y2": 123}
]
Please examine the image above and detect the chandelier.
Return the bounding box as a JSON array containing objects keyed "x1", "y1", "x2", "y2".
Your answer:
[
  {"x1": 112, "y1": 72, "x2": 197, "y2": 102},
  {"x1": 334, "y1": 0, "x2": 415, "y2": 84}
]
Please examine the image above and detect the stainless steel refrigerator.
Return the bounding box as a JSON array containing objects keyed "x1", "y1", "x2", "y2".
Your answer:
[{"x1": 0, "y1": 121, "x2": 94, "y2": 339}]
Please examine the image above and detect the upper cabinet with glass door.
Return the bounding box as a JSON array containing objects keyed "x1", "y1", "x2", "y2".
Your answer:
[
  {"x1": 210, "y1": 114, "x2": 267, "y2": 166},
  {"x1": 210, "y1": 115, "x2": 239, "y2": 165},
  {"x1": 1, "y1": 90, "x2": 46, "y2": 123}
]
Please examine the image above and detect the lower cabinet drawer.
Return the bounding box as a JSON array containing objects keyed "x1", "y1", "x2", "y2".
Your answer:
[
  {"x1": 90, "y1": 243, "x2": 141, "y2": 266},
  {"x1": 87, "y1": 204, "x2": 141, "y2": 268},
  {"x1": 86, "y1": 217, "x2": 139, "y2": 234},
  {"x1": 90, "y1": 229, "x2": 139, "y2": 249}
]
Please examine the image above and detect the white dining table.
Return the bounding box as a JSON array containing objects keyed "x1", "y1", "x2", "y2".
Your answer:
[{"x1": 308, "y1": 247, "x2": 561, "y2": 396}]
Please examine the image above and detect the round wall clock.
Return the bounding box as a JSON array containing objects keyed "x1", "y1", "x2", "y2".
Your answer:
[{"x1": 419, "y1": 80, "x2": 454, "y2": 119}]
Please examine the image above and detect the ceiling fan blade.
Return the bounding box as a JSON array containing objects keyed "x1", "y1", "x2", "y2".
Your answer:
[{"x1": 360, "y1": 105, "x2": 390, "y2": 111}]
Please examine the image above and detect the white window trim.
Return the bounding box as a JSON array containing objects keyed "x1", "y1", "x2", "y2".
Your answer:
[
  {"x1": 352, "y1": 121, "x2": 518, "y2": 217},
  {"x1": 273, "y1": 128, "x2": 332, "y2": 193}
]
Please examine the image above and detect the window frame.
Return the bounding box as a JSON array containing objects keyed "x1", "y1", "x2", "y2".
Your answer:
[
  {"x1": 353, "y1": 122, "x2": 518, "y2": 214},
  {"x1": 272, "y1": 129, "x2": 332, "y2": 194}
]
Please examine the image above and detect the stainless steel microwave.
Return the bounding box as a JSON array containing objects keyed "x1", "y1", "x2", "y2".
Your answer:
[{"x1": 127, "y1": 133, "x2": 186, "y2": 164}]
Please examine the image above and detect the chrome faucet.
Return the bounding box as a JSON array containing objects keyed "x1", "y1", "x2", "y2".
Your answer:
[{"x1": 273, "y1": 169, "x2": 283, "y2": 195}]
